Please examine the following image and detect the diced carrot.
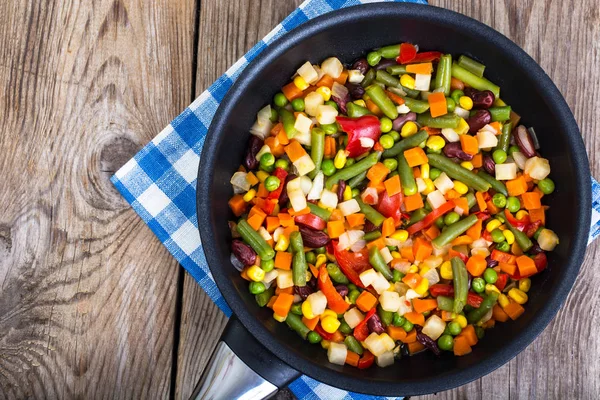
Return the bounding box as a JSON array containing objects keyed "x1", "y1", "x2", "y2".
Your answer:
[
  {"x1": 329, "y1": 209, "x2": 344, "y2": 221},
  {"x1": 334, "y1": 70, "x2": 348, "y2": 85},
  {"x1": 466, "y1": 255, "x2": 487, "y2": 277},
  {"x1": 355, "y1": 291, "x2": 378, "y2": 312},
  {"x1": 366, "y1": 162, "x2": 390, "y2": 185},
  {"x1": 423, "y1": 126, "x2": 442, "y2": 136},
  {"x1": 270, "y1": 122, "x2": 283, "y2": 136},
  {"x1": 403, "y1": 147, "x2": 429, "y2": 167},
  {"x1": 272, "y1": 293, "x2": 294, "y2": 318},
  {"x1": 246, "y1": 172, "x2": 259, "y2": 186},
  {"x1": 460, "y1": 134, "x2": 479, "y2": 155},
  {"x1": 275, "y1": 251, "x2": 293, "y2": 270},
  {"x1": 491, "y1": 249, "x2": 516, "y2": 264},
  {"x1": 278, "y1": 213, "x2": 294, "y2": 227},
  {"x1": 516, "y1": 255, "x2": 537, "y2": 276},
  {"x1": 400, "y1": 329, "x2": 417, "y2": 343},
  {"x1": 493, "y1": 304, "x2": 509, "y2": 322},
  {"x1": 373, "y1": 142, "x2": 384, "y2": 152},
  {"x1": 385, "y1": 90, "x2": 405, "y2": 105},
  {"x1": 511, "y1": 241, "x2": 523, "y2": 256},
  {"x1": 267, "y1": 295, "x2": 278, "y2": 309},
  {"x1": 400, "y1": 246, "x2": 415, "y2": 262},
  {"x1": 482, "y1": 319, "x2": 496, "y2": 329},
  {"x1": 367, "y1": 180, "x2": 386, "y2": 193},
  {"x1": 308, "y1": 263, "x2": 319, "y2": 278},
  {"x1": 240, "y1": 266, "x2": 251, "y2": 281},
  {"x1": 486, "y1": 200, "x2": 500, "y2": 215},
  {"x1": 441, "y1": 311, "x2": 455, "y2": 321},
  {"x1": 264, "y1": 136, "x2": 285, "y2": 157},
  {"x1": 402, "y1": 273, "x2": 423, "y2": 289},
  {"x1": 316, "y1": 74, "x2": 334, "y2": 88},
  {"x1": 257, "y1": 183, "x2": 269, "y2": 198},
  {"x1": 365, "y1": 98, "x2": 383, "y2": 116},
  {"x1": 265, "y1": 216, "x2": 280, "y2": 233},
  {"x1": 413, "y1": 237, "x2": 433, "y2": 262},
  {"x1": 404, "y1": 311, "x2": 425, "y2": 326},
  {"x1": 521, "y1": 192, "x2": 542, "y2": 210},
  {"x1": 529, "y1": 207, "x2": 546, "y2": 225},
  {"x1": 503, "y1": 301, "x2": 525, "y2": 320},
  {"x1": 533, "y1": 186, "x2": 545, "y2": 199},
  {"x1": 404, "y1": 193, "x2": 424, "y2": 212},
  {"x1": 366, "y1": 237, "x2": 387, "y2": 250},
  {"x1": 247, "y1": 213, "x2": 265, "y2": 231},
  {"x1": 285, "y1": 140, "x2": 307, "y2": 162},
  {"x1": 381, "y1": 217, "x2": 395, "y2": 237},
  {"x1": 452, "y1": 235, "x2": 474, "y2": 246},
  {"x1": 324, "y1": 136, "x2": 336, "y2": 159},
  {"x1": 412, "y1": 298, "x2": 438, "y2": 314},
  {"x1": 453, "y1": 335, "x2": 472, "y2": 356},
  {"x1": 384, "y1": 175, "x2": 402, "y2": 196},
  {"x1": 303, "y1": 316, "x2": 320, "y2": 331},
  {"x1": 275, "y1": 286, "x2": 294, "y2": 295},
  {"x1": 413, "y1": 166, "x2": 421, "y2": 179},
  {"x1": 330, "y1": 330, "x2": 345, "y2": 343},
  {"x1": 458, "y1": 325, "x2": 478, "y2": 346},
  {"x1": 427, "y1": 91, "x2": 448, "y2": 118},
  {"x1": 522, "y1": 173, "x2": 534, "y2": 182},
  {"x1": 453, "y1": 197, "x2": 470, "y2": 216},
  {"x1": 346, "y1": 213, "x2": 365, "y2": 228},
  {"x1": 499, "y1": 261, "x2": 517, "y2": 276},
  {"x1": 282, "y1": 82, "x2": 303, "y2": 101},
  {"x1": 248, "y1": 205, "x2": 266, "y2": 219},
  {"x1": 228, "y1": 195, "x2": 247, "y2": 217},
  {"x1": 474, "y1": 191, "x2": 487, "y2": 211},
  {"x1": 445, "y1": 189, "x2": 461, "y2": 200},
  {"x1": 327, "y1": 220, "x2": 346, "y2": 239},
  {"x1": 345, "y1": 351, "x2": 360, "y2": 367},
  {"x1": 282, "y1": 225, "x2": 299, "y2": 238},
  {"x1": 466, "y1": 218, "x2": 482, "y2": 240},
  {"x1": 288, "y1": 206, "x2": 310, "y2": 216},
  {"x1": 406, "y1": 62, "x2": 434, "y2": 75},
  {"x1": 506, "y1": 176, "x2": 528, "y2": 197},
  {"x1": 387, "y1": 325, "x2": 408, "y2": 341},
  {"x1": 424, "y1": 224, "x2": 440, "y2": 240},
  {"x1": 237, "y1": 165, "x2": 247, "y2": 172},
  {"x1": 408, "y1": 341, "x2": 426, "y2": 354},
  {"x1": 472, "y1": 152, "x2": 483, "y2": 168},
  {"x1": 276, "y1": 129, "x2": 290, "y2": 146}
]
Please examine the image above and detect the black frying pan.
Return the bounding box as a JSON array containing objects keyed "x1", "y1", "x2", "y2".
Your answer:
[{"x1": 196, "y1": 3, "x2": 591, "y2": 397}]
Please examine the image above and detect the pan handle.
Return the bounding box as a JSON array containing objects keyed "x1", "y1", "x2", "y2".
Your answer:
[{"x1": 189, "y1": 316, "x2": 301, "y2": 400}]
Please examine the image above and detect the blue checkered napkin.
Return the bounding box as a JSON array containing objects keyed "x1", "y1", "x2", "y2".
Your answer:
[{"x1": 111, "y1": 0, "x2": 600, "y2": 398}]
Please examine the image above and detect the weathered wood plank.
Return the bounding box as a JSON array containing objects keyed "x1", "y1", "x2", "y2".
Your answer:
[{"x1": 0, "y1": 0, "x2": 196, "y2": 398}]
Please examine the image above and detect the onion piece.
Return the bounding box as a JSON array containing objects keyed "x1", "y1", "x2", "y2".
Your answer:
[
  {"x1": 515, "y1": 125, "x2": 536, "y2": 157},
  {"x1": 512, "y1": 151, "x2": 528, "y2": 170},
  {"x1": 230, "y1": 253, "x2": 244, "y2": 271},
  {"x1": 528, "y1": 127, "x2": 541, "y2": 149}
]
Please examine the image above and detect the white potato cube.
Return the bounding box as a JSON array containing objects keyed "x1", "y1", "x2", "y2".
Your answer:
[
  {"x1": 338, "y1": 199, "x2": 361, "y2": 216},
  {"x1": 405, "y1": 289, "x2": 422, "y2": 300},
  {"x1": 307, "y1": 291, "x2": 327, "y2": 316},
  {"x1": 316, "y1": 104, "x2": 338, "y2": 124},
  {"x1": 495, "y1": 163, "x2": 518, "y2": 181},
  {"x1": 477, "y1": 130, "x2": 498, "y2": 149},
  {"x1": 255, "y1": 144, "x2": 272, "y2": 161},
  {"x1": 376, "y1": 351, "x2": 395, "y2": 367},
  {"x1": 433, "y1": 172, "x2": 454, "y2": 194},
  {"x1": 263, "y1": 269, "x2": 279, "y2": 284},
  {"x1": 304, "y1": 91, "x2": 324, "y2": 116},
  {"x1": 287, "y1": 177, "x2": 303, "y2": 191},
  {"x1": 344, "y1": 308, "x2": 365, "y2": 329},
  {"x1": 293, "y1": 154, "x2": 316, "y2": 176},
  {"x1": 277, "y1": 270, "x2": 294, "y2": 289},
  {"x1": 397, "y1": 295, "x2": 413, "y2": 315},
  {"x1": 307, "y1": 171, "x2": 324, "y2": 200},
  {"x1": 422, "y1": 315, "x2": 446, "y2": 341},
  {"x1": 321, "y1": 57, "x2": 343, "y2": 79},
  {"x1": 319, "y1": 188, "x2": 338, "y2": 209},
  {"x1": 288, "y1": 188, "x2": 307, "y2": 212},
  {"x1": 524, "y1": 156, "x2": 551, "y2": 180},
  {"x1": 379, "y1": 291, "x2": 402, "y2": 312},
  {"x1": 327, "y1": 342, "x2": 348, "y2": 365},
  {"x1": 348, "y1": 69, "x2": 365, "y2": 83},
  {"x1": 297, "y1": 61, "x2": 319, "y2": 84},
  {"x1": 294, "y1": 113, "x2": 313, "y2": 134},
  {"x1": 441, "y1": 128, "x2": 460, "y2": 142},
  {"x1": 454, "y1": 106, "x2": 470, "y2": 119},
  {"x1": 414, "y1": 73, "x2": 432, "y2": 91},
  {"x1": 359, "y1": 269, "x2": 378, "y2": 287},
  {"x1": 416, "y1": 177, "x2": 427, "y2": 193},
  {"x1": 380, "y1": 247, "x2": 393, "y2": 264},
  {"x1": 427, "y1": 190, "x2": 447, "y2": 209},
  {"x1": 372, "y1": 272, "x2": 392, "y2": 294}
]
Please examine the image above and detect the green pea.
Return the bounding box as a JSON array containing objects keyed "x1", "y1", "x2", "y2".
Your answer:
[
  {"x1": 448, "y1": 321, "x2": 462, "y2": 336},
  {"x1": 392, "y1": 269, "x2": 403, "y2": 283},
  {"x1": 492, "y1": 149, "x2": 507, "y2": 164},
  {"x1": 325, "y1": 100, "x2": 338, "y2": 111},
  {"x1": 389, "y1": 130, "x2": 400, "y2": 141},
  {"x1": 274, "y1": 158, "x2": 289, "y2": 171},
  {"x1": 261, "y1": 259, "x2": 275, "y2": 272},
  {"x1": 351, "y1": 188, "x2": 360, "y2": 198},
  {"x1": 380, "y1": 117, "x2": 393, "y2": 133},
  {"x1": 402, "y1": 320, "x2": 414, "y2": 332},
  {"x1": 345, "y1": 158, "x2": 355, "y2": 167},
  {"x1": 446, "y1": 97, "x2": 456, "y2": 113},
  {"x1": 260, "y1": 152, "x2": 275, "y2": 167},
  {"x1": 274, "y1": 92, "x2": 288, "y2": 107},
  {"x1": 392, "y1": 313, "x2": 406, "y2": 327},
  {"x1": 270, "y1": 108, "x2": 279, "y2": 122},
  {"x1": 347, "y1": 283, "x2": 357, "y2": 291},
  {"x1": 383, "y1": 158, "x2": 398, "y2": 171},
  {"x1": 472, "y1": 277, "x2": 486, "y2": 293},
  {"x1": 321, "y1": 123, "x2": 338, "y2": 135},
  {"x1": 291, "y1": 303, "x2": 303, "y2": 315},
  {"x1": 264, "y1": 176, "x2": 281, "y2": 191},
  {"x1": 451, "y1": 89, "x2": 464, "y2": 105},
  {"x1": 533, "y1": 226, "x2": 545, "y2": 240},
  {"x1": 444, "y1": 211, "x2": 460, "y2": 226},
  {"x1": 249, "y1": 281, "x2": 266, "y2": 295},
  {"x1": 538, "y1": 178, "x2": 555, "y2": 195},
  {"x1": 491, "y1": 229, "x2": 506, "y2": 243},
  {"x1": 496, "y1": 241, "x2": 510, "y2": 252},
  {"x1": 429, "y1": 167, "x2": 442, "y2": 180},
  {"x1": 379, "y1": 134, "x2": 395, "y2": 149},
  {"x1": 314, "y1": 246, "x2": 326, "y2": 255},
  {"x1": 438, "y1": 334, "x2": 454, "y2": 351},
  {"x1": 291, "y1": 98, "x2": 305, "y2": 111},
  {"x1": 435, "y1": 217, "x2": 445, "y2": 229},
  {"x1": 506, "y1": 196, "x2": 521, "y2": 213},
  {"x1": 339, "y1": 320, "x2": 352, "y2": 335},
  {"x1": 305, "y1": 251, "x2": 316, "y2": 265},
  {"x1": 367, "y1": 51, "x2": 382, "y2": 66},
  {"x1": 492, "y1": 193, "x2": 507, "y2": 208},
  {"x1": 308, "y1": 331, "x2": 322, "y2": 344},
  {"x1": 508, "y1": 145, "x2": 520, "y2": 156},
  {"x1": 475, "y1": 326, "x2": 485, "y2": 339},
  {"x1": 483, "y1": 268, "x2": 498, "y2": 284},
  {"x1": 321, "y1": 159, "x2": 336, "y2": 176},
  {"x1": 348, "y1": 289, "x2": 360, "y2": 304}
]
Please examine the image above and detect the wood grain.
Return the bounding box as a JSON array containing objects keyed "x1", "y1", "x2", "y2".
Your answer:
[{"x1": 0, "y1": 0, "x2": 195, "y2": 398}]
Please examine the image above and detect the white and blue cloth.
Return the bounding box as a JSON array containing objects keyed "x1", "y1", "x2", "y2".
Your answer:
[{"x1": 111, "y1": 0, "x2": 600, "y2": 398}]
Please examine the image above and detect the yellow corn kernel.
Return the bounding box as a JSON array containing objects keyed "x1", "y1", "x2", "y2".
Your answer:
[
  {"x1": 274, "y1": 235, "x2": 289, "y2": 251},
  {"x1": 326, "y1": 253, "x2": 337, "y2": 262},
  {"x1": 419, "y1": 266, "x2": 430, "y2": 276},
  {"x1": 426, "y1": 136, "x2": 445, "y2": 151},
  {"x1": 414, "y1": 278, "x2": 429, "y2": 295},
  {"x1": 440, "y1": 261, "x2": 453, "y2": 280},
  {"x1": 460, "y1": 161, "x2": 474, "y2": 170},
  {"x1": 508, "y1": 288, "x2": 528, "y2": 304},
  {"x1": 321, "y1": 339, "x2": 331, "y2": 349},
  {"x1": 391, "y1": 251, "x2": 401, "y2": 259},
  {"x1": 408, "y1": 265, "x2": 419, "y2": 274},
  {"x1": 256, "y1": 170, "x2": 269, "y2": 182},
  {"x1": 316, "y1": 86, "x2": 332, "y2": 101},
  {"x1": 390, "y1": 230, "x2": 409, "y2": 242},
  {"x1": 459, "y1": 96, "x2": 473, "y2": 110},
  {"x1": 343, "y1": 185, "x2": 353, "y2": 201},
  {"x1": 453, "y1": 181, "x2": 469, "y2": 195},
  {"x1": 486, "y1": 219, "x2": 502, "y2": 232},
  {"x1": 516, "y1": 210, "x2": 529, "y2": 220},
  {"x1": 293, "y1": 76, "x2": 309, "y2": 90},
  {"x1": 243, "y1": 189, "x2": 257, "y2": 202},
  {"x1": 498, "y1": 224, "x2": 506, "y2": 231},
  {"x1": 498, "y1": 293, "x2": 510, "y2": 308},
  {"x1": 422, "y1": 178, "x2": 435, "y2": 195},
  {"x1": 320, "y1": 309, "x2": 337, "y2": 321},
  {"x1": 353, "y1": 99, "x2": 367, "y2": 107},
  {"x1": 485, "y1": 283, "x2": 501, "y2": 295},
  {"x1": 247, "y1": 265, "x2": 265, "y2": 282},
  {"x1": 306, "y1": 270, "x2": 313, "y2": 282},
  {"x1": 456, "y1": 118, "x2": 470, "y2": 136},
  {"x1": 315, "y1": 254, "x2": 327, "y2": 269},
  {"x1": 519, "y1": 278, "x2": 532, "y2": 293},
  {"x1": 273, "y1": 313, "x2": 287, "y2": 322},
  {"x1": 454, "y1": 315, "x2": 467, "y2": 329},
  {"x1": 321, "y1": 316, "x2": 341, "y2": 333},
  {"x1": 503, "y1": 230, "x2": 515, "y2": 245},
  {"x1": 302, "y1": 300, "x2": 315, "y2": 319},
  {"x1": 400, "y1": 121, "x2": 418, "y2": 138},
  {"x1": 400, "y1": 74, "x2": 415, "y2": 90},
  {"x1": 334, "y1": 149, "x2": 347, "y2": 169},
  {"x1": 420, "y1": 163, "x2": 430, "y2": 179}
]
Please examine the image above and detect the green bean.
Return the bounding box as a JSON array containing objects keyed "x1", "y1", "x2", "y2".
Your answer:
[
  {"x1": 326, "y1": 152, "x2": 379, "y2": 189},
  {"x1": 416, "y1": 112, "x2": 461, "y2": 129},
  {"x1": 363, "y1": 230, "x2": 382, "y2": 242},
  {"x1": 505, "y1": 217, "x2": 533, "y2": 252},
  {"x1": 402, "y1": 85, "x2": 420, "y2": 99},
  {"x1": 237, "y1": 220, "x2": 275, "y2": 260},
  {"x1": 346, "y1": 102, "x2": 372, "y2": 118},
  {"x1": 434, "y1": 54, "x2": 452, "y2": 96},
  {"x1": 451, "y1": 257, "x2": 469, "y2": 314},
  {"x1": 488, "y1": 106, "x2": 512, "y2": 122},
  {"x1": 255, "y1": 287, "x2": 275, "y2": 307},
  {"x1": 497, "y1": 121, "x2": 512, "y2": 153},
  {"x1": 402, "y1": 97, "x2": 430, "y2": 114},
  {"x1": 356, "y1": 198, "x2": 386, "y2": 226},
  {"x1": 386, "y1": 65, "x2": 407, "y2": 75},
  {"x1": 397, "y1": 153, "x2": 417, "y2": 196},
  {"x1": 436, "y1": 296, "x2": 455, "y2": 312},
  {"x1": 369, "y1": 246, "x2": 394, "y2": 280},
  {"x1": 365, "y1": 85, "x2": 398, "y2": 119},
  {"x1": 408, "y1": 208, "x2": 428, "y2": 225},
  {"x1": 466, "y1": 192, "x2": 476, "y2": 209},
  {"x1": 467, "y1": 292, "x2": 499, "y2": 324},
  {"x1": 285, "y1": 312, "x2": 310, "y2": 339},
  {"x1": 290, "y1": 231, "x2": 307, "y2": 287},
  {"x1": 477, "y1": 171, "x2": 508, "y2": 196},
  {"x1": 348, "y1": 171, "x2": 367, "y2": 188},
  {"x1": 279, "y1": 108, "x2": 298, "y2": 138},
  {"x1": 327, "y1": 263, "x2": 350, "y2": 284},
  {"x1": 307, "y1": 202, "x2": 331, "y2": 221},
  {"x1": 308, "y1": 128, "x2": 325, "y2": 179},
  {"x1": 378, "y1": 305, "x2": 394, "y2": 326},
  {"x1": 451, "y1": 62, "x2": 500, "y2": 97},
  {"x1": 376, "y1": 70, "x2": 400, "y2": 88},
  {"x1": 344, "y1": 336, "x2": 364, "y2": 355},
  {"x1": 427, "y1": 154, "x2": 491, "y2": 192},
  {"x1": 378, "y1": 44, "x2": 401, "y2": 59},
  {"x1": 382, "y1": 130, "x2": 429, "y2": 158},
  {"x1": 457, "y1": 55, "x2": 486, "y2": 78},
  {"x1": 432, "y1": 215, "x2": 479, "y2": 249},
  {"x1": 361, "y1": 68, "x2": 375, "y2": 88}
]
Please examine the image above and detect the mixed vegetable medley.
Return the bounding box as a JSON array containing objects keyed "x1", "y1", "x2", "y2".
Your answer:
[{"x1": 228, "y1": 42, "x2": 559, "y2": 369}]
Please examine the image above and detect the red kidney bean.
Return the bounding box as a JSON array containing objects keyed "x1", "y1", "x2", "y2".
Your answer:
[
  {"x1": 483, "y1": 153, "x2": 496, "y2": 175},
  {"x1": 464, "y1": 88, "x2": 495, "y2": 109},
  {"x1": 244, "y1": 136, "x2": 264, "y2": 170},
  {"x1": 345, "y1": 83, "x2": 365, "y2": 100},
  {"x1": 416, "y1": 328, "x2": 441, "y2": 356},
  {"x1": 367, "y1": 314, "x2": 385, "y2": 334},
  {"x1": 298, "y1": 225, "x2": 330, "y2": 248},
  {"x1": 374, "y1": 58, "x2": 398, "y2": 70},
  {"x1": 364, "y1": 220, "x2": 377, "y2": 233},
  {"x1": 466, "y1": 109, "x2": 492, "y2": 133},
  {"x1": 335, "y1": 285, "x2": 349, "y2": 298},
  {"x1": 530, "y1": 244, "x2": 544, "y2": 255},
  {"x1": 336, "y1": 180, "x2": 347, "y2": 202},
  {"x1": 392, "y1": 112, "x2": 417, "y2": 132},
  {"x1": 294, "y1": 285, "x2": 314, "y2": 300},
  {"x1": 332, "y1": 94, "x2": 350, "y2": 114},
  {"x1": 231, "y1": 240, "x2": 256, "y2": 266},
  {"x1": 486, "y1": 257, "x2": 499, "y2": 269},
  {"x1": 515, "y1": 125, "x2": 536, "y2": 157},
  {"x1": 352, "y1": 58, "x2": 369, "y2": 75},
  {"x1": 443, "y1": 142, "x2": 473, "y2": 161}
]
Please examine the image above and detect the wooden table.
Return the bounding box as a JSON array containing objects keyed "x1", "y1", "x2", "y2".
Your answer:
[{"x1": 1, "y1": 0, "x2": 598, "y2": 398}]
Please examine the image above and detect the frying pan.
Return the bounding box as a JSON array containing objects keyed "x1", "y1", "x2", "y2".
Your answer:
[{"x1": 194, "y1": 3, "x2": 591, "y2": 398}]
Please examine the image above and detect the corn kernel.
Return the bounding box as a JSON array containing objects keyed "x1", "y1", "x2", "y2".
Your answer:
[
  {"x1": 453, "y1": 181, "x2": 469, "y2": 195},
  {"x1": 302, "y1": 301, "x2": 315, "y2": 319},
  {"x1": 293, "y1": 76, "x2": 309, "y2": 90},
  {"x1": 519, "y1": 278, "x2": 532, "y2": 293},
  {"x1": 498, "y1": 294, "x2": 510, "y2": 308},
  {"x1": 247, "y1": 265, "x2": 265, "y2": 282},
  {"x1": 419, "y1": 266, "x2": 430, "y2": 276},
  {"x1": 516, "y1": 210, "x2": 529, "y2": 220},
  {"x1": 460, "y1": 161, "x2": 474, "y2": 170},
  {"x1": 485, "y1": 283, "x2": 501, "y2": 295},
  {"x1": 456, "y1": 118, "x2": 470, "y2": 135},
  {"x1": 420, "y1": 163, "x2": 430, "y2": 179},
  {"x1": 273, "y1": 313, "x2": 287, "y2": 322},
  {"x1": 321, "y1": 316, "x2": 341, "y2": 333},
  {"x1": 426, "y1": 136, "x2": 445, "y2": 151},
  {"x1": 326, "y1": 253, "x2": 336, "y2": 262},
  {"x1": 391, "y1": 251, "x2": 401, "y2": 259},
  {"x1": 486, "y1": 219, "x2": 502, "y2": 232},
  {"x1": 274, "y1": 236, "x2": 289, "y2": 251},
  {"x1": 390, "y1": 230, "x2": 409, "y2": 242},
  {"x1": 315, "y1": 254, "x2": 328, "y2": 269},
  {"x1": 256, "y1": 170, "x2": 269, "y2": 182},
  {"x1": 408, "y1": 265, "x2": 419, "y2": 274},
  {"x1": 422, "y1": 178, "x2": 435, "y2": 195},
  {"x1": 334, "y1": 149, "x2": 347, "y2": 169},
  {"x1": 353, "y1": 99, "x2": 367, "y2": 107},
  {"x1": 503, "y1": 230, "x2": 515, "y2": 245},
  {"x1": 440, "y1": 261, "x2": 453, "y2": 280},
  {"x1": 306, "y1": 270, "x2": 313, "y2": 282},
  {"x1": 316, "y1": 86, "x2": 332, "y2": 101},
  {"x1": 400, "y1": 74, "x2": 416, "y2": 90},
  {"x1": 459, "y1": 96, "x2": 473, "y2": 110},
  {"x1": 321, "y1": 339, "x2": 331, "y2": 349},
  {"x1": 414, "y1": 278, "x2": 429, "y2": 295},
  {"x1": 343, "y1": 185, "x2": 353, "y2": 201},
  {"x1": 320, "y1": 309, "x2": 337, "y2": 321},
  {"x1": 243, "y1": 189, "x2": 256, "y2": 202},
  {"x1": 400, "y1": 121, "x2": 418, "y2": 138},
  {"x1": 498, "y1": 224, "x2": 506, "y2": 231},
  {"x1": 454, "y1": 315, "x2": 467, "y2": 329},
  {"x1": 508, "y1": 288, "x2": 528, "y2": 304}
]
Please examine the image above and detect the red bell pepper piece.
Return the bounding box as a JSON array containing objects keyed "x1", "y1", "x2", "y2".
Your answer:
[
  {"x1": 449, "y1": 249, "x2": 469, "y2": 263},
  {"x1": 406, "y1": 200, "x2": 456, "y2": 235},
  {"x1": 257, "y1": 198, "x2": 278, "y2": 214},
  {"x1": 482, "y1": 229, "x2": 493, "y2": 242},
  {"x1": 410, "y1": 51, "x2": 443, "y2": 63},
  {"x1": 504, "y1": 209, "x2": 530, "y2": 230},
  {"x1": 490, "y1": 249, "x2": 515, "y2": 264},
  {"x1": 524, "y1": 220, "x2": 542, "y2": 238},
  {"x1": 494, "y1": 273, "x2": 509, "y2": 291},
  {"x1": 467, "y1": 292, "x2": 484, "y2": 308},
  {"x1": 314, "y1": 323, "x2": 333, "y2": 340},
  {"x1": 353, "y1": 308, "x2": 376, "y2": 342},
  {"x1": 429, "y1": 284, "x2": 484, "y2": 308},
  {"x1": 295, "y1": 213, "x2": 326, "y2": 231},
  {"x1": 397, "y1": 43, "x2": 417, "y2": 64},
  {"x1": 377, "y1": 190, "x2": 404, "y2": 225},
  {"x1": 333, "y1": 246, "x2": 371, "y2": 288},
  {"x1": 336, "y1": 115, "x2": 382, "y2": 158},
  {"x1": 475, "y1": 211, "x2": 491, "y2": 221},
  {"x1": 318, "y1": 265, "x2": 350, "y2": 314},
  {"x1": 267, "y1": 167, "x2": 288, "y2": 200},
  {"x1": 357, "y1": 350, "x2": 375, "y2": 369}
]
